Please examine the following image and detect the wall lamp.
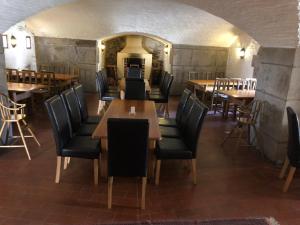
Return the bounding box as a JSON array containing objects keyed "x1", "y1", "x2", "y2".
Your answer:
[
  {"x1": 164, "y1": 45, "x2": 169, "y2": 54},
  {"x1": 11, "y1": 35, "x2": 17, "y2": 48},
  {"x1": 100, "y1": 42, "x2": 105, "y2": 52},
  {"x1": 240, "y1": 47, "x2": 246, "y2": 59}
]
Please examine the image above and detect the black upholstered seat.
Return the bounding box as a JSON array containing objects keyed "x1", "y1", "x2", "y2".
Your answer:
[
  {"x1": 73, "y1": 84, "x2": 100, "y2": 124},
  {"x1": 279, "y1": 107, "x2": 300, "y2": 192},
  {"x1": 159, "y1": 94, "x2": 196, "y2": 138},
  {"x1": 151, "y1": 72, "x2": 167, "y2": 94},
  {"x1": 125, "y1": 78, "x2": 146, "y2": 100},
  {"x1": 61, "y1": 88, "x2": 97, "y2": 136},
  {"x1": 107, "y1": 118, "x2": 149, "y2": 209},
  {"x1": 155, "y1": 99, "x2": 208, "y2": 185},
  {"x1": 159, "y1": 88, "x2": 192, "y2": 127},
  {"x1": 44, "y1": 95, "x2": 100, "y2": 184}
]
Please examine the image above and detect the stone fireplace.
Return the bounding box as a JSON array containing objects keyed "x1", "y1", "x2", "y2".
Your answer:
[{"x1": 117, "y1": 36, "x2": 152, "y2": 79}]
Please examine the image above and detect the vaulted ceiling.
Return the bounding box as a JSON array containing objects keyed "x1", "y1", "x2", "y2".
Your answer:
[{"x1": 0, "y1": 0, "x2": 298, "y2": 47}]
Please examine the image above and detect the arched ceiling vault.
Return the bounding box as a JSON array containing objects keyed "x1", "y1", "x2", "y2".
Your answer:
[{"x1": 0, "y1": 0, "x2": 298, "y2": 48}]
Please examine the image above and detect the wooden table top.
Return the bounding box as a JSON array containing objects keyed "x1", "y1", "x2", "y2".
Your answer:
[
  {"x1": 187, "y1": 80, "x2": 216, "y2": 86},
  {"x1": 218, "y1": 90, "x2": 256, "y2": 99},
  {"x1": 54, "y1": 73, "x2": 79, "y2": 81},
  {"x1": 92, "y1": 99, "x2": 161, "y2": 140},
  {"x1": 7, "y1": 82, "x2": 47, "y2": 92},
  {"x1": 119, "y1": 78, "x2": 151, "y2": 92}
]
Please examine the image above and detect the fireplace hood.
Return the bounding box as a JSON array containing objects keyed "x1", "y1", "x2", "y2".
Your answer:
[{"x1": 120, "y1": 36, "x2": 150, "y2": 54}]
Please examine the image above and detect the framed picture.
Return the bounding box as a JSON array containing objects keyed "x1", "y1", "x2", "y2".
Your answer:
[
  {"x1": 26, "y1": 36, "x2": 31, "y2": 49},
  {"x1": 2, "y1": 35, "x2": 8, "y2": 48}
]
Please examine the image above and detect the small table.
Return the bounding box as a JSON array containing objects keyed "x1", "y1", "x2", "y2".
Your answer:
[
  {"x1": 7, "y1": 82, "x2": 47, "y2": 102},
  {"x1": 92, "y1": 99, "x2": 161, "y2": 177},
  {"x1": 217, "y1": 90, "x2": 255, "y2": 119}
]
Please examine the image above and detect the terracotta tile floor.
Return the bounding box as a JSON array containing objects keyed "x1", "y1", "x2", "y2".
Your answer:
[{"x1": 0, "y1": 94, "x2": 299, "y2": 225}]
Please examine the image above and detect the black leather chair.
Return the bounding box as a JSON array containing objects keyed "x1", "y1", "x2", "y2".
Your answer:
[
  {"x1": 155, "y1": 99, "x2": 208, "y2": 185},
  {"x1": 159, "y1": 88, "x2": 192, "y2": 127},
  {"x1": 99, "y1": 69, "x2": 119, "y2": 93},
  {"x1": 159, "y1": 94, "x2": 196, "y2": 138},
  {"x1": 44, "y1": 95, "x2": 100, "y2": 184},
  {"x1": 125, "y1": 78, "x2": 146, "y2": 100},
  {"x1": 61, "y1": 88, "x2": 97, "y2": 136},
  {"x1": 149, "y1": 74, "x2": 174, "y2": 117},
  {"x1": 151, "y1": 72, "x2": 167, "y2": 94},
  {"x1": 73, "y1": 84, "x2": 100, "y2": 124},
  {"x1": 127, "y1": 67, "x2": 142, "y2": 79},
  {"x1": 279, "y1": 107, "x2": 300, "y2": 192},
  {"x1": 107, "y1": 118, "x2": 149, "y2": 209}
]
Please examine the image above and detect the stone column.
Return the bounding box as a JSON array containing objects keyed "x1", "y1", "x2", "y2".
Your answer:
[{"x1": 254, "y1": 47, "x2": 298, "y2": 163}]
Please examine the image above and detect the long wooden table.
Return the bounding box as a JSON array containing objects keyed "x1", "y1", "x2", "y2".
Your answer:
[
  {"x1": 7, "y1": 82, "x2": 47, "y2": 102},
  {"x1": 217, "y1": 90, "x2": 256, "y2": 119},
  {"x1": 92, "y1": 99, "x2": 161, "y2": 177}
]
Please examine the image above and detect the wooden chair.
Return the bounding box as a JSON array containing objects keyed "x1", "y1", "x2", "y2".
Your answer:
[
  {"x1": 245, "y1": 78, "x2": 257, "y2": 90},
  {"x1": 0, "y1": 93, "x2": 40, "y2": 160},
  {"x1": 6, "y1": 69, "x2": 19, "y2": 82},
  {"x1": 21, "y1": 70, "x2": 36, "y2": 84},
  {"x1": 279, "y1": 107, "x2": 300, "y2": 192},
  {"x1": 210, "y1": 78, "x2": 229, "y2": 113},
  {"x1": 221, "y1": 99, "x2": 262, "y2": 151}
]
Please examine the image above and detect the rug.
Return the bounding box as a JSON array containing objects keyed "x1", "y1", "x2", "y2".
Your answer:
[{"x1": 98, "y1": 217, "x2": 280, "y2": 225}]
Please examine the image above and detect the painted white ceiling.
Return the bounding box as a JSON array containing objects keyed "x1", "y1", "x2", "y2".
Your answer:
[{"x1": 0, "y1": 0, "x2": 298, "y2": 47}]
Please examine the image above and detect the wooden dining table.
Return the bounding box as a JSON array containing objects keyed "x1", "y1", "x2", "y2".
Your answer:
[
  {"x1": 217, "y1": 89, "x2": 256, "y2": 119},
  {"x1": 7, "y1": 82, "x2": 47, "y2": 102},
  {"x1": 92, "y1": 99, "x2": 161, "y2": 177}
]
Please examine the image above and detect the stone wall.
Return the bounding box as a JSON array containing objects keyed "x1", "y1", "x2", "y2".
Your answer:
[
  {"x1": 35, "y1": 37, "x2": 97, "y2": 92},
  {"x1": 254, "y1": 47, "x2": 296, "y2": 162},
  {"x1": 171, "y1": 45, "x2": 228, "y2": 95}
]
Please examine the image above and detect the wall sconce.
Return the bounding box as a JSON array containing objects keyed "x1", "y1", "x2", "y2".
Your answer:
[
  {"x1": 164, "y1": 45, "x2": 169, "y2": 54},
  {"x1": 100, "y1": 42, "x2": 105, "y2": 52},
  {"x1": 2, "y1": 35, "x2": 8, "y2": 48},
  {"x1": 239, "y1": 48, "x2": 246, "y2": 59},
  {"x1": 11, "y1": 35, "x2": 17, "y2": 48},
  {"x1": 26, "y1": 36, "x2": 31, "y2": 49}
]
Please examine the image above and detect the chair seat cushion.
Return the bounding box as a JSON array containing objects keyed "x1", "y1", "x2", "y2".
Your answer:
[
  {"x1": 158, "y1": 118, "x2": 177, "y2": 127},
  {"x1": 156, "y1": 137, "x2": 192, "y2": 159},
  {"x1": 85, "y1": 116, "x2": 101, "y2": 124},
  {"x1": 76, "y1": 124, "x2": 97, "y2": 136},
  {"x1": 62, "y1": 136, "x2": 100, "y2": 159},
  {"x1": 160, "y1": 126, "x2": 181, "y2": 138}
]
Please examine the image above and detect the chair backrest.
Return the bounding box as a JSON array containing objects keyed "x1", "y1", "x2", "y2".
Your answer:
[
  {"x1": 125, "y1": 78, "x2": 145, "y2": 100},
  {"x1": 61, "y1": 88, "x2": 82, "y2": 132},
  {"x1": 107, "y1": 118, "x2": 149, "y2": 177},
  {"x1": 175, "y1": 89, "x2": 192, "y2": 124},
  {"x1": 179, "y1": 94, "x2": 196, "y2": 129},
  {"x1": 127, "y1": 67, "x2": 142, "y2": 79},
  {"x1": 162, "y1": 74, "x2": 174, "y2": 97},
  {"x1": 44, "y1": 95, "x2": 72, "y2": 155},
  {"x1": 6, "y1": 69, "x2": 19, "y2": 82},
  {"x1": 73, "y1": 84, "x2": 89, "y2": 122},
  {"x1": 245, "y1": 78, "x2": 257, "y2": 90},
  {"x1": 286, "y1": 107, "x2": 300, "y2": 165},
  {"x1": 99, "y1": 69, "x2": 109, "y2": 91},
  {"x1": 96, "y1": 72, "x2": 104, "y2": 99},
  {"x1": 183, "y1": 99, "x2": 208, "y2": 157},
  {"x1": 159, "y1": 72, "x2": 166, "y2": 89},
  {"x1": 0, "y1": 93, "x2": 25, "y2": 121},
  {"x1": 21, "y1": 70, "x2": 36, "y2": 84}
]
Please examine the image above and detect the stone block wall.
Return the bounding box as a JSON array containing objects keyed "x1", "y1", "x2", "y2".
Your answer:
[
  {"x1": 171, "y1": 45, "x2": 228, "y2": 95},
  {"x1": 254, "y1": 47, "x2": 296, "y2": 162},
  {"x1": 35, "y1": 37, "x2": 97, "y2": 92}
]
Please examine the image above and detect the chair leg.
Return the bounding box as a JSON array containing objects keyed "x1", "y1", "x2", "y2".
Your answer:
[
  {"x1": 97, "y1": 100, "x2": 102, "y2": 115},
  {"x1": 221, "y1": 124, "x2": 238, "y2": 147},
  {"x1": 94, "y1": 159, "x2": 99, "y2": 185},
  {"x1": 141, "y1": 177, "x2": 147, "y2": 209},
  {"x1": 22, "y1": 120, "x2": 41, "y2": 146},
  {"x1": 191, "y1": 159, "x2": 197, "y2": 185},
  {"x1": 63, "y1": 157, "x2": 68, "y2": 170},
  {"x1": 164, "y1": 103, "x2": 169, "y2": 118},
  {"x1": 155, "y1": 160, "x2": 161, "y2": 185},
  {"x1": 16, "y1": 121, "x2": 31, "y2": 160},
  {"x1": 283, "y1": 166, "x2": 296, "y2": 192},
  {"x1": 108, "y1": 177, "x2": 113, "y2": 209},
  {"x1": 67, "y1": 157, "x2": 71, "y2": 164},
  {"x1": 279, "y1": 157, "x2": 289, "y2": 179},
  {"x1": 0, "y1": 121, "x2": 6, "y2": 139},
  {"x1": 235, "y1": 126, "x2": 244, "y2": 151},
  {"x1": 55, "y1": 156, "x2": 62, "y2": 183}
]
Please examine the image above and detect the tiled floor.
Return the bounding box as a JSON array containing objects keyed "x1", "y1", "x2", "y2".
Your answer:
[{"x1": 0, "y1": 94, "x2": 299, "y2": 225}]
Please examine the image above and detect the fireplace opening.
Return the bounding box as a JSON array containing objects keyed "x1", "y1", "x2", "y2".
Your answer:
[{"x1": 124, "y1": 57, "x2": 145, "y2": 78}]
